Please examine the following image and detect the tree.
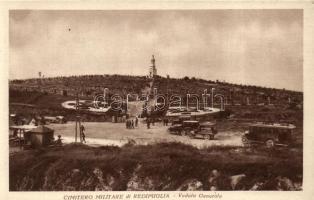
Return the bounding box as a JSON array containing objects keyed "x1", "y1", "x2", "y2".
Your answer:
[{"x1": 183, "y1": 76, "x2": 190, "y2": 81}]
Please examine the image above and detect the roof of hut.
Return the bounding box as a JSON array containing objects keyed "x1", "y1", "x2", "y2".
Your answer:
[{"x1": 29, "y1": 125, "x2": 54, "y2": 133}]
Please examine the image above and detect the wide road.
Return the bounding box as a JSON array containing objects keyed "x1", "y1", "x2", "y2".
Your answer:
[{"x1": 48, "y1": 120, "x2": 243, "y2": 148}]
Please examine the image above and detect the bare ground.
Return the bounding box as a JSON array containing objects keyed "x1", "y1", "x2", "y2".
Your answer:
[{"x1": 47, "y1": 120, "x2": 243, "y2": 148}]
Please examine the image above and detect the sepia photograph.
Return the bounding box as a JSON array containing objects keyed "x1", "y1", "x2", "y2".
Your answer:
[{"x1": 7, "y1": 8, "x2": 305, "y2": 193}]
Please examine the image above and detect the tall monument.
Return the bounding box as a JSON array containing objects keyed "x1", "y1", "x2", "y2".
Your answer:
[{"x1": 149, "y1": 55, "x2": 157, "y2": 78}]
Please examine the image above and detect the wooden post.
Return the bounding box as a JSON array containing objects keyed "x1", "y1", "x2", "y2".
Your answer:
[
  {"x1": 75, "y1": 94, "x2": 79, "y2": 143},
  {"x1": 19, "y1": 129, "x2": 22, "y2": 149},
  {"x1": 211, "y1": 88, "x2": 215, "y2": 108},
  {"x1": 75, "y1": 93, "x2": 83, "y2": 143},
  {"x1": 79, "y1": 117, "x2": 82, "y2": 143},
  {"x1": 75, "y1": 116, "x2": 77, "y2": 143}
]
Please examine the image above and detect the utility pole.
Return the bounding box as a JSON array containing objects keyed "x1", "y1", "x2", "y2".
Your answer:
[
  {"x1": 204, "y1": 89, "x2": 208, "y2": 109},
  {"x1": 186, "y1": 94, "x2": 190, "y2": 110},
  {"x1": 211, "y1": 88, "x2": 215, "y2": 108},
  {"x1": 75, "y1": 93, "x2": 82, "y2": 143},
  {"x1": 75, "y1": 94, "x2": 78, "y2": 143},
  {"x1": 166, "y1": 75, "x2": 169, "y2": 108}
]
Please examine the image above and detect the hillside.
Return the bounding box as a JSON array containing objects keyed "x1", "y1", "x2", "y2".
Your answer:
[
  {"x1": 10, "y1": 74, "x2": 302, "y2": 105},
  {"x1": 10, "y1": 75, "x2": 151, "y2": 98},
  {"x1": 9, "y1": 74, "x2": 303, "y2": 124},
  {"x1": 10, "y1": 143, "x2": 302, "y2": 191},
  {"x1": 9, "y1": 75, "x2": 304, "y2": 191}
]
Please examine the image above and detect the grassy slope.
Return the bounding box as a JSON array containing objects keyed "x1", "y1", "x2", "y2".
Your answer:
[{"x1": 10, "y1": 142, "x2": 302, "y2": 191}]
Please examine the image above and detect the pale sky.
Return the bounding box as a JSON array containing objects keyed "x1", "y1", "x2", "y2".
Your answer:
[{"x1": 9, "y1": 10, "x2": 303, "y2": 91}]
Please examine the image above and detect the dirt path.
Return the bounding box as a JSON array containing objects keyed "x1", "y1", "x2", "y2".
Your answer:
[{"x1": 48, "y1": 121, "x2": 243, "y2": 148}]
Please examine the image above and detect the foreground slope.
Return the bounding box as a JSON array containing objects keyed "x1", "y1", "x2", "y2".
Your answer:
[{"x1": 10, "y1": 142, "x2": 302, "y2": 191}]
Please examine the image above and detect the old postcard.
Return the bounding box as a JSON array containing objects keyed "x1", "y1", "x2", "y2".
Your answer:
[{"x1": 1, "y1": 1, "x2": 314, "y2": 200}]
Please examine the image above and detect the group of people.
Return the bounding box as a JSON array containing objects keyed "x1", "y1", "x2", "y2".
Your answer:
[
  {"x1": 146, "y1": 117, "x2": 170, "y2": 129},
  {"x1": 54, "y1": 124, "x2": 86, "y2": 146},
  {"x1": 126, "y1": 117, "x2": 138, "y2": 129}
]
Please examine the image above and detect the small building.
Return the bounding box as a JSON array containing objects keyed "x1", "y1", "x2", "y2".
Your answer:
[{"x1": 24, "y1": 125, "x2": 54, "y2": 148}]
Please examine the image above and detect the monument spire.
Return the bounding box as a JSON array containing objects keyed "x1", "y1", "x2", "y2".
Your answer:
[{"x1": 149, "y1": 55, "x2": 157, "y2": 78}]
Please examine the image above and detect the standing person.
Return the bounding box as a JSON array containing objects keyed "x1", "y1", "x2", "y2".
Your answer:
[
  {"x1": 163, "y1": 118, "x2": 167, "y2": 126},
  {"x1": 128, "y1": 119, "x2": 131, "y2": 129},
  {"x1": 81, "y1": 131, "x2": 86, "y2": 143},
  {"x1": 152, "y1": 118, "x2": 155, "y2": 126},
  {"x1": 80, "y1": 124, "x2": 86, "y2": 143},
  {"x1": 147, "y1": 118, "x2": 150, "y2": 129},
  {"x1": 131, "y1": 119, "x2": 134, "y2": 129},
  {"x1": 126, "y1": 119, "x2": 128, "y2": 129},
  {"x1": 135, "y1": 117, "x2": 138, "y2": 127}
]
